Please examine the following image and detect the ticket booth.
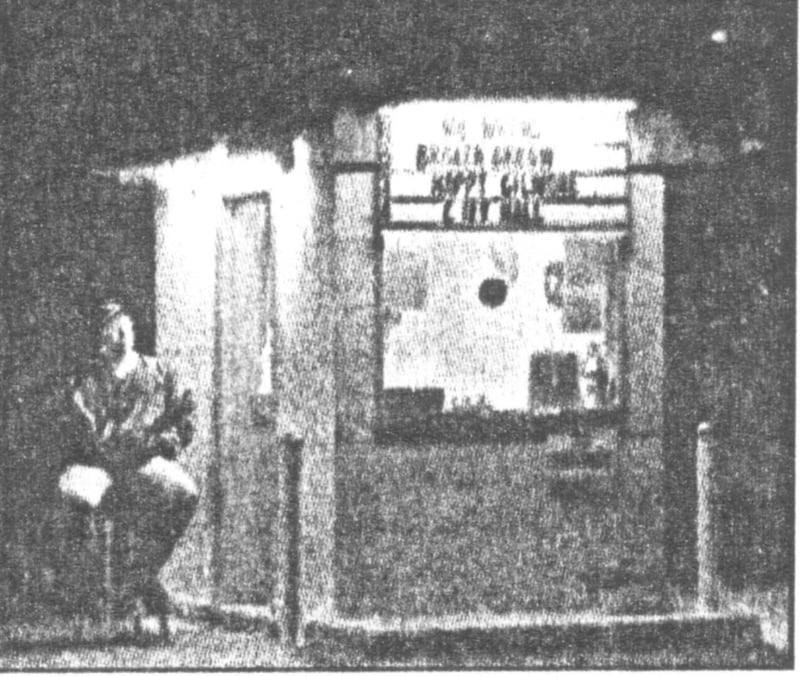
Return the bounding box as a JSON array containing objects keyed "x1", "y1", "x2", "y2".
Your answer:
[{"x1": 145, "y1": 98, "x2": 665, "y2": 630}]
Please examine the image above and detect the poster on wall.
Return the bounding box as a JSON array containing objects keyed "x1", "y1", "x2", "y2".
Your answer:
[{"x1": 381, "y1": 99, "x2": 635, "y2": 229}]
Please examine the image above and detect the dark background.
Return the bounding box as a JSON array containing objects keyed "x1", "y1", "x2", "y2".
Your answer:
[{"x1": 0, "y1": 0, "x2": 794, "y2": 610}]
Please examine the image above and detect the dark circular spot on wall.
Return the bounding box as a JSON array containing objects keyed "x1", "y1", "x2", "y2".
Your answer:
[{"x1": 479, "y1": 278, "x2": 508, "y2": 308}]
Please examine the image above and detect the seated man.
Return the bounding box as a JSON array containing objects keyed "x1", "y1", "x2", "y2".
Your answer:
[{"x1": 58, "y1": 302, "x2": 199, "y2": 640}]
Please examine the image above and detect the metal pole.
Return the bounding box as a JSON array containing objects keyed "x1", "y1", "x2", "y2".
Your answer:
[
  {"x1": 280, "y1": 434, "x2": 303, "y2": 646},
  {"x1": 103, "y1": 517, "x2": 114, "y2": 630},
  {"x1": 696, "y1": 421, "x2": 718, "y2": 611}
]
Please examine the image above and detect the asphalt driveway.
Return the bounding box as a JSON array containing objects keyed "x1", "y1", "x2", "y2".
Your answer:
[
  {"x1": 0, "y1": 614, "x2": 788, "y2": 670},
  {"x1": 1, "y1": 618, "x2": 300, "y2": 670}
]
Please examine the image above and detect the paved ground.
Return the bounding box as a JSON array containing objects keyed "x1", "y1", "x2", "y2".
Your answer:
[
  {"x1": 1, "y1": 618, "x2": 300, "y2": 670},
  {"x1": 0, "y1": 614, "x2": 788, "y2": 670},
  {"x1": 0, "y1": 584, "x2": 789, "y2": 669}
]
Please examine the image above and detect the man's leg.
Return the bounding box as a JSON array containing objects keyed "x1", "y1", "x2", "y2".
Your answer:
[
  {"x1": 56, "y1": 465, "x2": 114, "y2": 619},
  {"x1": 121, "y1": 458, "x2": 199, "y2": 637}
]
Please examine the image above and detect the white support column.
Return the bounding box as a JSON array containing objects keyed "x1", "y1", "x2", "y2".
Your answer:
[
  {"x1": 626, "y1": 173, "x2": 665, "y2": 434},
  {"x1": 273, "y1": 130, "x2": 338, "y2": 643},
  {"x1": 696, "y1": 421, "x2": 719, "y2": 611}
]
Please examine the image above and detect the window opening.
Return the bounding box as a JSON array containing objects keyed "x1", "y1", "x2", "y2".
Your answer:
[
  {"x1": 377, "y1": 100, "x2": 633, "y2": 435},
  {"x1": 381, "y1": 230, "x2": 624, "y2": 417}
]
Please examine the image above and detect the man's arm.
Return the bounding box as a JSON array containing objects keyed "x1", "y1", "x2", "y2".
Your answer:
[
  {"x1": 149, "y1": 365, "x2": 196, "y2": 460},
  {"x1": 59, "y1": 378, "x2": 103, "y2": 470}
]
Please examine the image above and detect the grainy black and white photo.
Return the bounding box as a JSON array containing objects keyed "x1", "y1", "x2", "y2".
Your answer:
[{"x1": 0, "y1": 0, "x2": 793, "y2": 669}]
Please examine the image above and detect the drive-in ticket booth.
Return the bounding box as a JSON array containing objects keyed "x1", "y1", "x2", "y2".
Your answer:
[{"x1": 153, "y1": 98, "x2": 665, "y2": 631}]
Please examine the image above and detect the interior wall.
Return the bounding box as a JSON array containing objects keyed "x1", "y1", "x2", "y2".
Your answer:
[{"x1": 382, "y1": 231, "x2": 620, "y2": 411}]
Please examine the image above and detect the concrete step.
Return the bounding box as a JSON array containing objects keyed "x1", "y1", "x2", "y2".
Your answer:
[
  {"x1": 1, "y1": 606, "x2": 777, "y2": 668},
  {"x1": 305, "y1": 610, "x2": 767, "y2": 666}
]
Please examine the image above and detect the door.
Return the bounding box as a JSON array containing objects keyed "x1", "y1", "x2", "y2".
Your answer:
[{"x1": 214, "y1": 193, "x2": 278, "y2": 604}]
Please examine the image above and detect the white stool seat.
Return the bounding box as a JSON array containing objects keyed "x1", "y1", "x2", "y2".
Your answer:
[{"x1": 59, "y1": 465, "x2": 112, "y2": 509}]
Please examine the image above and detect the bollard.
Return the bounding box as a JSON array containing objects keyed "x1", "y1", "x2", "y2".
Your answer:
[
  {"x1": 103, "y1": 517, "x2": 114, "y2": 630},
  {"x1": 278, "y1": 435, "x2": 303, "y2": 646},
  {"x1": 696, "y1": 422, "x2": 719, "y2": 611}
]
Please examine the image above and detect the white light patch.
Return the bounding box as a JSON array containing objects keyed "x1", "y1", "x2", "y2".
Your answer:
[
  {"x1": 539, "y1": 203, "x2": 628, "y2": 227},
  {"x1": 59, "y1": 465, "x2": 112, "y2": 508},
  {"x1": 575, "y1": 175, "x2": 627, "y2": 198},
  {"x1": 383, "y1": 98, "x2": 636, "y2": 175},
  {"x1": 711, "y1": 29, "x2": 728, "y2": 44},
  {"x1": 390, "y1": 201, "x2": 628, "y2": 228}
]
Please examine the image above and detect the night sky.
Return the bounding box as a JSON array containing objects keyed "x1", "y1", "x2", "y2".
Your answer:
[{"x1": 0, "y1": 0, "x2": 794, "y2": 169}]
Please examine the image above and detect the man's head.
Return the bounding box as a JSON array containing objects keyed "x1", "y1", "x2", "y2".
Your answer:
[{"x1": 97, "y1": 302, "x2": 135, "y2": 365}]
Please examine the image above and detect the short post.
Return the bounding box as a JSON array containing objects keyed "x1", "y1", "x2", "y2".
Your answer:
[
  {"x1": 278, "y1": 435, "x2": 303, "y2": 646},
  {"x1": 103, "y1": 517, "x2": 114, "y2": 629},
  {"x1": 696, "y1": 422, "x2": 719, "y2": 611}
]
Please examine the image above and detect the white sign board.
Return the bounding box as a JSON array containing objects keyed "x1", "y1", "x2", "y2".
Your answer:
[{"x1": 380, "y1": 99, "x2": 635, "y2": 228}]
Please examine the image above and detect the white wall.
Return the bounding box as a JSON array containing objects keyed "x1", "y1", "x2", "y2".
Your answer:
[
  {"x1": 120, "y1": 140, "x2": 316, "y2": 602},
  {"x1": 627, "y1": 173, "x2": 665, "y2": 434}
]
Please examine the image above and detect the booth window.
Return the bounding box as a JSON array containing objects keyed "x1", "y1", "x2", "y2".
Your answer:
[
  {"x1": 380, "y1": 229, "x2": 625, "y2": 438},
  {"x1": 376, "y1": 101, "x2": 632, "y2": 441}
]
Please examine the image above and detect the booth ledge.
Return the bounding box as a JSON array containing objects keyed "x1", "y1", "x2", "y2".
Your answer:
[{"x1": 303, "y1": 610, "x2": 763, "y2": 656}]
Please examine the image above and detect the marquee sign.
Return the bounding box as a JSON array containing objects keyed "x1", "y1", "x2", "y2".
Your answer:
[{"x1": 380, "y1": 99, "x2": 635, "y2": 229}]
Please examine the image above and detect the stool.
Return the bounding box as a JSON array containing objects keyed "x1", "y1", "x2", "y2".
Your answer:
[
  {"x1": 85, "y1": 512, "x2": 118, "y2": 632},
  {"x1": 86, "y1": 511, "x2": 171, "y2": 641}
]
